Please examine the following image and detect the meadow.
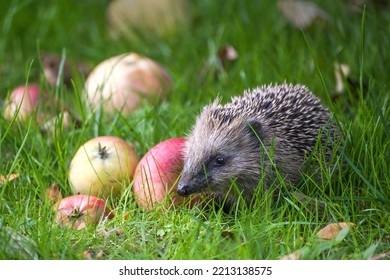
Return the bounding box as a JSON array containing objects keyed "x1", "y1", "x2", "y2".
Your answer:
[{"x1": 0, "y1": 0, "x2": 389, "y2": 260}]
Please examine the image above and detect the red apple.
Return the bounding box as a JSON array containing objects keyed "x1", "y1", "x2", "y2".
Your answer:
[
  {"x1": 85, "y1": 53, "x2": 172, "y2": 116},
  {"x1": 53, "y1": 195, "x2": 111, "y2": 230},
  {"x1": 132, "y1": 137, "x2": 198, "y2": 211},
  {"x1": 69, "y1": 136, "x2": 139, "y2": 199},
  {"x1": 3, "y1": 84, "x2": 41, "y2": 121}
]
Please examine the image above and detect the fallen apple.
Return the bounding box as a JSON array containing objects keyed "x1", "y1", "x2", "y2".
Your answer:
[
  {"x1": 53, "y1": 195, "x2": 111, "y2": 230},
  {"x1": 132, "y1": 137, "x2": 198, "y2": 211},
  {"x1": 107, "y1": 0, "x2": 192, "y2": 40},
  {"x1": 85, "y1": 53, "x2": 172, "y2": 116},
  {"x1": 3, "y1": 84, "x2": 41, "y2": 121},
  {"x1": 69, "y1": 136, "x2": 139, "y2": 199}
]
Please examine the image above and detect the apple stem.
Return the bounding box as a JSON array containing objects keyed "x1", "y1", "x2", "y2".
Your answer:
[
  {"x1": 70, "y1": 209, "x2": 83, "y2": 220},
  {"x1": 98, "y1": 143, "x2": 108, "y2": 159}
]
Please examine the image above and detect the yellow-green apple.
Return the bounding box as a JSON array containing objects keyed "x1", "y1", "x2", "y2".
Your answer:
[
  {"x1": 3, "y1": 84, "x2": 41, "y2": 121},
  {"x1": 132, "y1": 137, "x2": 198, "y2": 211},
  {"x1": 53, "y1": 194, "x2": 112, "y2": 230},
  {"x1": 69, "y1": 136, "x2": 139, "y2": 199},
  {"x1": 85, "y1": 53, "x2": 171, "y2": 116},
  {"x1": 107, "y1": 0, "x2": 192, "y2": 40}
]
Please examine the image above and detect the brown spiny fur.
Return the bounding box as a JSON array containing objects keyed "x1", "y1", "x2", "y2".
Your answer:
[{"x1": 177, "y1": 83, "x2": 339, "y2": 207}]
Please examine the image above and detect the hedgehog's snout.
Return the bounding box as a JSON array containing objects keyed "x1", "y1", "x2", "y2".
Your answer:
[
  {"x1": 177, "y1": 182, "x2": 191, "y2": 197},
  {"x1": 178, "y1": 164, "x2": 209, "y2": 196}
]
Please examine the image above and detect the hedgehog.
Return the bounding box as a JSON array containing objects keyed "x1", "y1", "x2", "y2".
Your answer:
[{"x1": 177, "y1": 83, "x2": 339, "y2": 207}]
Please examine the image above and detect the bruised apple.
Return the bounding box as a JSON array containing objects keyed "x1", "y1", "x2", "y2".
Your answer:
[
  {"x1": 53, "y1": 195, "x2": 111, "y2": 230},
  {"x1": 133, "y1": 137, "x2": 197, "y2": 211},
  {"x1": 69, "y1": 136, "x2": 139, "y2": 199},
  {"x1": 3, "y1": 84, "x2": 41, "y2": 121},
  {"x1": 85, "y1": 53, "x2": 171, "y2": 116}
]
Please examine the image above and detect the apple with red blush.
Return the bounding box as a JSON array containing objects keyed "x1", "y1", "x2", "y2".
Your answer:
[
  {"x1": 53, "y1": 194, "x2": 111, "y2": 230},
  {"x1": 69, "y1": 136, "x2": 139, "y2": 199},
  {"x1": 85, "y1": 53, "x2": 172, "y2": 116},
  {"x1": 3, "y1": 84, "x2": 42, "y2": 121},
  {"x1": 132, "y1": 137, "x2": 199, "y2": 211}
]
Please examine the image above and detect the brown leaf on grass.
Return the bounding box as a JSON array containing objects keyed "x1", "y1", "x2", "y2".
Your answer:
[
  {"x1": 280, "y1": 249, "x2": 302, "y2": 260},
  {"x1": 46, "y1": 182, "x2": 62, "y2": 203},
  {"x1": 218, "y1": 45, "x2": 239, "y2": 66},
  {"x1": 0, "y1": 173, "x2": 19, "y2": 185},
  {"x1": 334, "y1": 62, "x2": 351, "y2": 95},
  {"x1": 82, "y1": 249, "x2": 104, "y2": 259},
  {"x1": 316, "y1": 222, "x2": 355, "y2": 240},
  {"x1": 277, "y1": 0, "x2": 329, "y2": 29},
  {"x1": 41, "y1": 52, "x2": 91, "y2": 87},
  {"x1": 369, "y1": 252, "x2": 390, "y2": 260},
  {"x1": 332, "y1": 62, "x2": 368, "y2": 102},
  {"x1": 199, "y1": 44, "x2": 239, "y2": 82}
]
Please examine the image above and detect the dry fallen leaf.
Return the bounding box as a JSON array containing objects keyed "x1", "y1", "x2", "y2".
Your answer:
[
  {"x1": 277, "y1": 0, "x2": 329, "y2": 29},
  {"x1": 46, "y1": 182, "x2": 63, "y2": 203},
  {"x1": 280, "y1": 249, "x2": 302, "y2": 260},
  {"x1": 218, "y1": 45, "x2": 239, "y2": 66},
  {"x1": 369, "y1": 251, "x2": 390, "y2": 260},
  {"x1": 82, "y1": 249, "x2": 104, "y2": 259},
  {"x1": 316, "y1": 222, "x2": 355, "y2": 240},
  {"x1": 41, "y1": 52, "x2": 91, "y2": 87},
  {"x1": 0, "y1": 173, "x2": 19, "y2": 185},
  {"x1": 334, "y1": 62, "x2": 351, "y2": 95},
  {"x1": 332, "y1": 62, "x2": 368, "y2": 102},
  {"x1": 199, "y1": 44, "x2": 239, "y2": 82}
]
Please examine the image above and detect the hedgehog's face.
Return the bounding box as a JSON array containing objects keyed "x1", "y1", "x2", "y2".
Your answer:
[{"x1": 177, "y1": 105, "x2": 263, "y2": 198}]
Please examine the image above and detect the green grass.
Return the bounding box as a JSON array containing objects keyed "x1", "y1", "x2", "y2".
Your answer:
[{"x1": 0, "y1": 0, "x2": 389, "y2": 260}]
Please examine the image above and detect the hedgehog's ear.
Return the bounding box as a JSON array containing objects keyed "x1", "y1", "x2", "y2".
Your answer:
[{"x1": 246, "y1": 119, "x2": 263, "y2": 140}]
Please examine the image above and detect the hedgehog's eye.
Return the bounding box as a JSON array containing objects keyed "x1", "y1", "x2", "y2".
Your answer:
[{"x1": 214, "y1": 156, "x2": 226, "y2": 166}]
